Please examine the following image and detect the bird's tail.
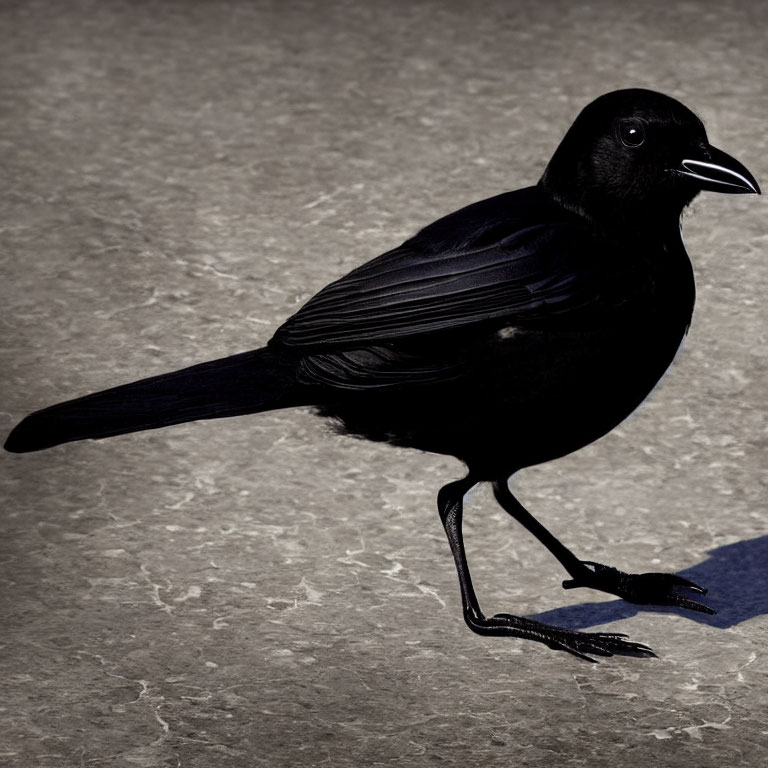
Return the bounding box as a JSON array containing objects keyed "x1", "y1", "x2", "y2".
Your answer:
[{"x1": 4, "y1": 346, "x2": 299, "y2": 453}]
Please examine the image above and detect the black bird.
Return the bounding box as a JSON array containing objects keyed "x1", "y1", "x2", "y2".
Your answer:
[{"x1": 5, "y1": 89, "x2": 760, "y2": 661}]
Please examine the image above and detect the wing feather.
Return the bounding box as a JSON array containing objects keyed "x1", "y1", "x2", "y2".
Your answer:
[{"x1": 272, "y1": 188, "x2": 601, "y2": 351}]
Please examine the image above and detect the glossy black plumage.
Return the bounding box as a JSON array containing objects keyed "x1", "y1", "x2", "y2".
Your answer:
[
  {"x1": 274, "y1": 190, "x2": 596, "y2": 350},
  {"x1": 4, "y1": 89, "x2": 760, "y2": 661}
]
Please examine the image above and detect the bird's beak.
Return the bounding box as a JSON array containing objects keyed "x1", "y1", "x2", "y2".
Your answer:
[{"x1": 676, "y1": 145, "x2": 760, "y2": 194}]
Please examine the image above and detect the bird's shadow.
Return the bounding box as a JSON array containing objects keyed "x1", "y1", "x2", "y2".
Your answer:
[{"x1": 527, "y1": 534, "x2": 768, "y2": 630}]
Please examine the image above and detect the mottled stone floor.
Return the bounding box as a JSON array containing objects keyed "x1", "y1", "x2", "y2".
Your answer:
[{"x1": 1, "y1": 1, "x2": 767, "y2": 766}]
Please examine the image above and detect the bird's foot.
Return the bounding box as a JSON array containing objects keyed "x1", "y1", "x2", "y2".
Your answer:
[
  {"x1": 471, "y1": 613, "x2": 656, "y2": 663},
  {"x1": 562, "y1": 561, "x2": 714, "y2": 614}
]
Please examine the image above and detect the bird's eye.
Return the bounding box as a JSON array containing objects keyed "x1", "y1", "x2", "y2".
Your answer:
[{"x1": 618, "y1": 119, "x2": 646, "y2": 148}]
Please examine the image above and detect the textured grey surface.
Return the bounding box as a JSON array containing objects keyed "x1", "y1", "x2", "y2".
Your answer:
[{"x1": 1, "y1": 1, "x2": 767, "y2": 766}]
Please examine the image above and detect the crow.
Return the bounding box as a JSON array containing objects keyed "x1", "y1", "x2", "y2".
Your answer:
[{"x1": 4, "y1": 89, "x2": 760, "y2": 661}]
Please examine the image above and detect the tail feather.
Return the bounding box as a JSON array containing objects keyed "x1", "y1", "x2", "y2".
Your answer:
[{"x1": 4, "y1": 346, "x2": 298, "y2": 453}]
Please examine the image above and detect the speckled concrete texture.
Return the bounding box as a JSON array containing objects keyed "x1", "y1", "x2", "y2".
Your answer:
[{"x1": 1, "y1": 1, "x2": 767, "y2": 766}]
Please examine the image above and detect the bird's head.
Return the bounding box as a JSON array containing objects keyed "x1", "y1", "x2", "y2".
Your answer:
[{"x1": 539, "y1": 88, "x2": 760, "y2": 232}]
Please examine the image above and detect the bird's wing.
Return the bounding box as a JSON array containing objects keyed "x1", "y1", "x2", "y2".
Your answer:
[{"x1": 271, "y1": 187, "x2": 611, "y2": 352}]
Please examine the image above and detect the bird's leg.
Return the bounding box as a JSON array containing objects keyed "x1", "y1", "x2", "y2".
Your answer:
[
  {"x1": 491, "y1": 480, "x2": 714, "y2": 615},
  {"x1": 437, "y1": 476, "x2": 656, "y2": 661}
]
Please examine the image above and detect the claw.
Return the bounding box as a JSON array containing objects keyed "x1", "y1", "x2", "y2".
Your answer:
[
  {"x1": 479, "y1": 612, "x2": 656, "y2": 663},
  {"x1": 667, "y1": 575, "x2": 707, "y2": 595},
  {"x1": 563, "y1": 561, "x2": 715, "y2": 614},
  {"x1": 593, "y1": 632, "x2": 629, "y2": 639},
  {"x1": 671, "y1": 597, "x2": 716, "y2": 615},
  {"x1": 624, "y1": 642, "x2": 657, "y2": 656},
  {"x1": 548, "y1": 630, "x2": 656, "y2": 662}
]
